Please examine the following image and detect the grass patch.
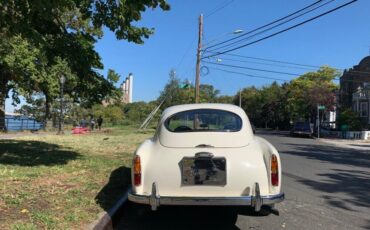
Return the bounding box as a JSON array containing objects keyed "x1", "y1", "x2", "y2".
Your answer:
[{"x1": 0, "y1": 127, "x2": 154, "y2": 229}]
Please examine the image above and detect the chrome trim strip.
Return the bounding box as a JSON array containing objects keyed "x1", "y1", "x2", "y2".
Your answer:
[{"x1": 128, "y1": 192, "x2": 285, "y2": 209}]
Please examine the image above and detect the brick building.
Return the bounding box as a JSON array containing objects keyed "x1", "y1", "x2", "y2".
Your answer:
[
  {"x1": 352, "y1": 83, "x2": 370, "y2": 126},
  {"x1": 339, "y1": 56, "x2": 370, "y2": 109}
]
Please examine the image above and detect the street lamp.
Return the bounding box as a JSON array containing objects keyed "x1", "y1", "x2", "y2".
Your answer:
[
  {"x1": 57, "y1": 74, "x2": 66, "y2": 135},
  {"x1": 232, "y1": 29, "x2": 244, "y2": 34},
  {"x1": 203, "y1": 29, "x2": 244, "y2": 47}
]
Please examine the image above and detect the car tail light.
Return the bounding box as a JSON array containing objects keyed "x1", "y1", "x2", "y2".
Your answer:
[
  {"x1": 133, "y1": 155, "x2": 141, "y2": 186},
  {"x1": 271, "y1": 154, "x2": 279, "y2": 186}
]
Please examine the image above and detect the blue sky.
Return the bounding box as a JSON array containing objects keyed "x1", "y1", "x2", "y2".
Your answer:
[{"x1": 6, "y1": 0, "x2": 370, "y2": 112}]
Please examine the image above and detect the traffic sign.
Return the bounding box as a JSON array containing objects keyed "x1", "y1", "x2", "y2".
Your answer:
[{"x1": 318, "y1": 105, "x2": 325, "y2": 110}]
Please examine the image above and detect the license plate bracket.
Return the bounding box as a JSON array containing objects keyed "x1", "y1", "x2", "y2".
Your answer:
[{"x1": 180, "y1": 156, "x2": 226, "y2": 186}]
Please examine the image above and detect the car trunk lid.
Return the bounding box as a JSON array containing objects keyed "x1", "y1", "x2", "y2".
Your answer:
[{"x1": 159, "y1": 131, "x2": 252, "y2": 148}]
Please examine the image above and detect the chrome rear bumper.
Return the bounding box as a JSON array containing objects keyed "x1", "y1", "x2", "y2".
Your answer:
[{"x1": 128, "y1": 182, "x2": 285, "y2": 211}]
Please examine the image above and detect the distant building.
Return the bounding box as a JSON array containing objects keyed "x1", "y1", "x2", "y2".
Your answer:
[
  {"x1": 102, "y1": 73, "x2": 133, "y2": 106},
  {"x1": 339, "y1": 56, "x2": 370, "y2": 109},
  {"x1": 120, "y1": 73, "x2": 133, "y2": 104},
  {"x1": 352, "y1": 83, "x2": 370, "y2": 126}
]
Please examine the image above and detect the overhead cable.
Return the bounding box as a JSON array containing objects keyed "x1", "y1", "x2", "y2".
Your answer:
[
  {"x1": 202, "y1": 0, "x2": 358, "y2": 59},
  {"x1": 209, "y1": 52, "x2": 343, "y2": 70},
  {"x1": 204, "y1": 0, "x2": 326, "y2": 50},
  {"x1": 203, "y1": 61, "x2": 301, "y2": 76},
  {"x1": 209, "y1": 67, "x2": 289, "y2": 82},
  {"x1": 204, "y1": 0, "x2": 234, "y2": 18},
  {"x1": 206, "y1": 0, "x2": 335, "y2": 52}
]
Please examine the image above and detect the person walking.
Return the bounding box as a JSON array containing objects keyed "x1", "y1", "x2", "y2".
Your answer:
[
  {"x1": 90, "y1": 117, "x2": 95, "y2": 131},
  {"x1": 97, "y1": 116, "x2": 103, "y2": 130}
]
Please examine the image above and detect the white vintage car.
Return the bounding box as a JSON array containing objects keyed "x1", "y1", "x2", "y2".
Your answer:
[{"x1": 128, "y1": 103, "x2": 284, "y2": 212}]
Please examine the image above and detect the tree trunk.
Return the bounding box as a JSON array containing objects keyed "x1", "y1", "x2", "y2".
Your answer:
[{"x1": 0, "y1": 79, "x2": 8, "y2": 131}]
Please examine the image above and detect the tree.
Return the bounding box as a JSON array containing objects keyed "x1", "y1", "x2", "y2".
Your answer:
[
  {"x1": 0, "y1": 0, "x2": 170, "y2": 130},
  {"x1": 123, "y1": 101, "x2": 158, "y2": 124},
  {"x1": 199, "y1": 84, "x2": 220, "y2": 102},
  {"x1": 215, "y1": 95, "x2": 233, "y2": 104},
  {"x1": 102, "y1": 69, "x2": 123, "y2": 105},
  {"x1": 234, "y1": 86, "x2": 261, "y2": 124},
  {"x1": 92, "y1": 104, "x2": 124, "y2": 125},
  {"x1": 259, "y1": 82, "x2": 290, "y2": 129},
  {"x1": 287, "y1": 66, "x2": 339, "y2": 123},
  {"x1": 157, "y1": 70, "x2": 194, "y2": 109},
  {"x1": 337, "y1": 109, "x2": 362, "y2": 131}
]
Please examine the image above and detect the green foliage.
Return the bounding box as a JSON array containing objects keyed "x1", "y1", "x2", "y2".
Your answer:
[
  {"x1": 157, "y1": 70, "x2": 224, "y2": 109},
  {"x1": 15, "y1": 95, "x2": 46, "y2": 121},
  {"x1": 234, "y1": 86, "x2": 265, "y2": 125},
  {"x1": 337, "y1": 109, "x2": 363, "y2": 131},
  {"x1": 123, "y1": 101, "x2": 159, "y2": 124},
  {"x1": 215, "y1": 95, "x2": 234, "y2": 104},
  {"x1": 287, "y1": 66, "x2": 339, "y2": 121},
  {"x1": 92, "y1": 104, "x2": 124, "y2": 125},
  {"x1": 0, "y1": 0, "x2": 170, "y2": 129},
  {"x1": 199, "y1": 84, "x2": 220, "y2": 102},
  {"x1": 107, "y1": 69, "x2": 121, "y2": 84},
  {"x1": 157, "y1": 70, "x2": 194, "y2": 108},
  {"x1": 234, "y1": 67, "x2": 339, "y2": 129},
  {"x1": 259, "y1": 82, "x2": 290, "y2": 129}
]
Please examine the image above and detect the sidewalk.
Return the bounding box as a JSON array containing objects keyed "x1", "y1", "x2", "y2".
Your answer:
[{"x1": 318, "y1": 138, "x2": 370, "y2": 150}]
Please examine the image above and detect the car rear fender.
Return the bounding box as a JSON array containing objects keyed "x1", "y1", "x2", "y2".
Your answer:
[{"x1": 254, "y1": 136, "x2": 282, "y2": 194}]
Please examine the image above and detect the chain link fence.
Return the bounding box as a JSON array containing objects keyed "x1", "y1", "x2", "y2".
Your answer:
[{"x1": 1, "y1": 116, "x2": 44, "y2": 132}]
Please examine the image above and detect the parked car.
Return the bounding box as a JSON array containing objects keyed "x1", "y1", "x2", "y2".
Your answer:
[
  {"x1": 128, "y1": 104, "x2": 284, "y2": 212},
  {"x1": 290, "y1": 121, "x2": 313, "y2": 137}
]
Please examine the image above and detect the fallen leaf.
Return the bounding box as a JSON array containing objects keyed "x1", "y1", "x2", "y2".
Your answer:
[{"x1": 20, "y1": 209, "x2": 29, "y2": 213}]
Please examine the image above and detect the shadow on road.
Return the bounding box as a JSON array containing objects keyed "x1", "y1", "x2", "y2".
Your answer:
[
  {"x1": 256, "y1": 130, "x2": 291, "y2": 137},
  {"x1": 0, "y1": 139, "x2": 80, "y2": 166},
  {"x1": 117, "y1": 202, "x2": 277, "y2": 230},
  {"x1": 282, "y1": 143, "x2": 370, "y2": 211},
  {"x1": 284, "y1": 143, "x2": 370, "y2": 168},
  {"x1": 117, "y1": 202, "x2": 242, "y2": 230},
  {"x1": 95, "y1": 166, "x2": 132, "y2": 211}
]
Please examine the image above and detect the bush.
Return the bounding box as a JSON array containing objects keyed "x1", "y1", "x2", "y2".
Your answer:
[{"x1": 337, "y1": 109, "x2": 363, "y2": 131}]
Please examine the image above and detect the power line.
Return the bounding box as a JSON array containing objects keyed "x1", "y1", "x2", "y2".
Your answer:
[
  {"x1": 203, "y1": 61, "x2": 301, "y2": 76},
  {"x1": 214, "y1": 57, "x2": 321, "y2": 71},
  {"x1": 204, "y1": 0, "x2": 325, "y2": 50},
  {"x1": 206, "y1": 52, "x2": 370, "y2": 75},
  {"x1": 202, "y1": 0, "x2": 358, "y2": 59},
  {"x1": 204, "y1": 0, "x2": 234, "y2": 18},
  {"x1": 206, "y1": 0, "x2": 336, "y2": 53},
  {"x1": 209, "y1": 67, "x2": 289, "y2": 82},
  {"x1": 176, "y1": 37, "x2": 197, "y2": 71},
  {"x1": 212, "y1": 53, "x2": 343, "y2": 70},
  {"x1": 210, "y1": 66, "x2": 370, "y2": 84},
  {"x1": 209, "y1": 66, "x2": 370, "y2": 86},
  {"x1": 210, "y1": 67, "x2": 370, "y2": 85}
]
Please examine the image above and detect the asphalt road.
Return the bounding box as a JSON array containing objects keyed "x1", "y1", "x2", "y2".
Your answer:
[{"x1": 116, "y1": 130, "x2": 370, "y2": 230}]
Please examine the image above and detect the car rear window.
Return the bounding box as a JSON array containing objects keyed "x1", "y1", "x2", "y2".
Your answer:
[{"x1": 165, "y1": 109, "x2": 242, "y2": 132}]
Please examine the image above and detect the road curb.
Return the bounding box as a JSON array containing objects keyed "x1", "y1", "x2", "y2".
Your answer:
[{"x1": 88, "y1": 187, "x2": 131, "y2": 230}]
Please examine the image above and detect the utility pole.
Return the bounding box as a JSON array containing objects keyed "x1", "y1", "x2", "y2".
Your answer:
[
  {"x1": 317, "y1": 104, "x2": 320, "y2": 139},
  {"x1": 195, "y1": 14, "x2": 203, "y2": 103}
]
